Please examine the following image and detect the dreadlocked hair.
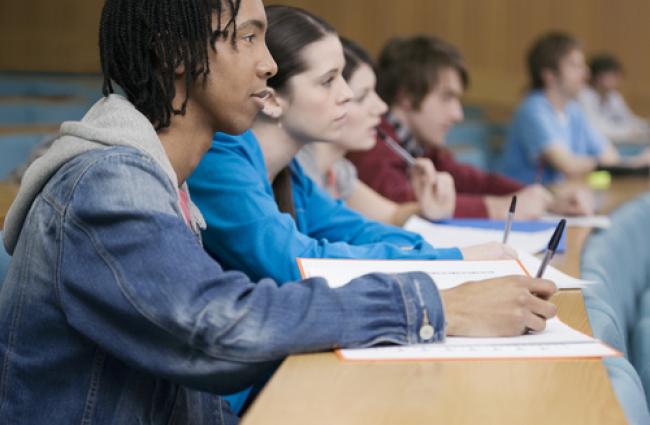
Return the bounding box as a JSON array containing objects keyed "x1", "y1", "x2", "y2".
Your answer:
[{"x1": 99, "y1": 0, "x2": 241, "y2": 130}]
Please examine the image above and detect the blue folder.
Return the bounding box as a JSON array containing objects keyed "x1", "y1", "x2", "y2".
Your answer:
[{"x1": 434, "y1": 218, "x2": 567, "y2": 253}]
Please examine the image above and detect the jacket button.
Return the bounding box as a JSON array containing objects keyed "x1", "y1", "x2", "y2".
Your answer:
[{"x1": 419, "y1": 324, "x2": 434, "y2": 341}]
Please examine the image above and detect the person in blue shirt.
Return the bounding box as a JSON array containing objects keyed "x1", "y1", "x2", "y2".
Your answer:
[
  {"x1": 501, "y1": 32, "x2": 649, "y2": 185},
  {"x1": 189, "y1": 6, "x2": 518, "y2": 285}
]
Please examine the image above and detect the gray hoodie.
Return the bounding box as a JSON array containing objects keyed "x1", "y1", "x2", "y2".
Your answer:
[{"x1": 3, "y1": 94, "x2": 204, "y2": 254}]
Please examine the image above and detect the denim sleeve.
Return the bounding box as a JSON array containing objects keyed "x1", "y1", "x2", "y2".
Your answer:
[{"x1": 57, "y1": 151, "x2": 446, "y2": 395}]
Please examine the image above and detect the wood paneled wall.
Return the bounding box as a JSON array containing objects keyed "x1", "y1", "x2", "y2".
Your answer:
[{"x1": 2, "y1": 0, "x2": 649, "y2": 115}]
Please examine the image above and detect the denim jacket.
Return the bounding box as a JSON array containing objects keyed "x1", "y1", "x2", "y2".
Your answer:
[{"x1": 0, "y1": 96, "x2": 446, "y2": 424}]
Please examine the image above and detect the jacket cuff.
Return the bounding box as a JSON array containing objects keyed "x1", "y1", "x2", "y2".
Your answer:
[{"x1": 395, "y1": 272, "x2": 447, "y2": 344}]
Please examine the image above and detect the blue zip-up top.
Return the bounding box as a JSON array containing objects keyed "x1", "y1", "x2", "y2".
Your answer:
[{"x1": 188, "y1": 130, "x2": 462, "y2": 283}]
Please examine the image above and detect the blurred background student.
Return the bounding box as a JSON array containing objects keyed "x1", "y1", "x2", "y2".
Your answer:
[
  {"x1": 501, "y1": 32, "x2": 650, "y2": 185},
  {"x1": 578, "y1": 54, "x2": 650, "y2": 144},
  {"x1": 349, "y1": 35, "x2": 592, "y2": 219}
]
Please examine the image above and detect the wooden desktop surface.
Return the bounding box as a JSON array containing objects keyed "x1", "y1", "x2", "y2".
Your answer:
[
  {"x1": 242, "y1": 178, "x2": 650, "y2": 425},
  {"x1": 0, "y1": 182, "x2": 18, "y2": 229}
]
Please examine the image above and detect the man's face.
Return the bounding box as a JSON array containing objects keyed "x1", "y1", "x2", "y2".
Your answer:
[
  {"x1": 555, "y1": 48, "x2": 588, "y2": 99},
  {"x1": 404, "y1": 67, "x2": 464, "y2": 149},
  {"x1": 190, "y1": 0, "x2": 277, "y2": 135},
  {"x1": 594, "y1": 70, "x2": 622, "y2": 94}
]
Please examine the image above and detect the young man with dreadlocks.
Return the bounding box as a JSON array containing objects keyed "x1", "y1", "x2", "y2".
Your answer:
[{"x1": 0, "y1": 1, "x2": 559, "y2": 423}]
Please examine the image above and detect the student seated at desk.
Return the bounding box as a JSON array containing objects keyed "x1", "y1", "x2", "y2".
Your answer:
[
  {"x1": 297, "y1": 37, "x2": 456, "y2": 225},
  {"x1": 578, "y1": 54, "x2": 650, "y2": 144},
  {"x1": 0, "y1": 1, "x2": 558, "y2": 424},
  {"x1": 501, "y1": 32, "x2": 650, "y2": 185},
  {"x1": 188, "y1": 6, "x2": 520, "y2": 286},
  {"x1": 348, "y1": 35, "x2": 591, "y2": 220}
]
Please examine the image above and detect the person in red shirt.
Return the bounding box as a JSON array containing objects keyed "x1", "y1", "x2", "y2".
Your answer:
[{"x1": 348, "y1": 35, "x2": 592, "y2": 219}]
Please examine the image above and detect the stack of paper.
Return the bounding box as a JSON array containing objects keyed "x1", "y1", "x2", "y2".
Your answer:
[
  {"x1": 339, "y1": 318, "x2": 617, "y2": 361},
  {"x1": 404, "y1": 216, "x2": 555, "y2": 254},
  {"x1": 297, "y1": 257, "x2": 616, "y2": 361}
]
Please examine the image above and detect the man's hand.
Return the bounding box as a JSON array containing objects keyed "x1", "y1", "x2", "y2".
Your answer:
[
  {"x1": 409, "y1": 158, "x2": 456, "y2": 220},
  {"x1": 441, "y1": 276, "x2": 558, "y2": 337}
]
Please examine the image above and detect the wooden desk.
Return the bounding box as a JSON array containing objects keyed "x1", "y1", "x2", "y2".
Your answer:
[
  {"x1": 0, "y1": 182, "x2": 18, "y2": 229},
  {"x1": 0, "y1": 124, "x2": 59, "y2": 136},
  {"x1": 242, "y1": 177, "x2": 650, "y2": 425}
]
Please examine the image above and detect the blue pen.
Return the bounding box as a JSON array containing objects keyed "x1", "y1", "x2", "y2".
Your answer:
[{"x1": 535, "y1": 219, "x2": 567, "y2": 278}]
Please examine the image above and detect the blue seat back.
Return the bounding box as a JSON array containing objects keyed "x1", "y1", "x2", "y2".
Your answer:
[{"x1": 582, "y1": 192, "x2": 650, "y2": 411}]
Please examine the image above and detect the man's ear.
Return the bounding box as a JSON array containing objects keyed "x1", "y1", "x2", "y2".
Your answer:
[{"x1": 260, "y1": 88, "x2": 286, "y2": 120}]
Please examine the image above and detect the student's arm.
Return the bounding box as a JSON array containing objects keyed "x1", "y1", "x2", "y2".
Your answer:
[
  {"x1": 349, "y1": 141, "x2": 418, "y2": 202},
  {"x1": 296, "y1": 161, "x2": 462, "y2": 258},
  {"x1": 542, "y1": 141, "x2": 620, "y2": 178},
  {"x1": 452, "y1": 194, "x2": 492, "y2": 218},
  {"x1": 60, "y1": 152, "x2": 452, "y2": 395},
  {"x1": 301, "y1": 166, "x2": 516, "y2": 262},
  {"x1": 541, "y1": 106, "x2": 620, "y2": 178},
  {"x1": 189, "y1": 143, "x2": 461, "y2": 284},
  {"x1": 62, "y1": 152, "x2": 556, "y2": 395},
  {"x1": 346, "y1": 180, "x2": 420, "y2": 226},
  {"x1": 540, "y1": 144, "x2": 600, "y2": 178},
  {"x1": 429, "y1": 148, "x2": 523, "y2": 195},
  {"x1": 345, "y1": 159, "x2": 455, "y2": 226}
]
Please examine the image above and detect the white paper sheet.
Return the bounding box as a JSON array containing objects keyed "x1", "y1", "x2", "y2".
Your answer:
[
  {"x1": 298, "y1": 258, "x2": 529, "y2": 289},
  {"x1": 403, "y1": 216, "x2": 554, "y2": 253},
  {"x1": 339, "y1": 341, "x2": 618, "y2": 361},
  {"x1": 541, "y1": 215, "x2": 611, "y2": 229},
  {"x1": 298, "y1": 254, "x2": 592, "y2": 290},
  {"x1": 516, "y1": 250, "x2": 596, "y2": 289},
  {"x1": 339, "y1": 319, "x2": 618, "y2": 361}
]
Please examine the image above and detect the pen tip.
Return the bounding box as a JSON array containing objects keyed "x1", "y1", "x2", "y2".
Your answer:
[
  {"x1": 509, "y1": 196, "x2": 517, "y2": 213},
  {"x1": 548, "y1": 219, "x2": 566, "y2": 250}
]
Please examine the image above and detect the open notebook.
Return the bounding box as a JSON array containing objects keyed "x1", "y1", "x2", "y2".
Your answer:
[{"x1": 297, "y1": 257, "x2": 618, "y2": 362}]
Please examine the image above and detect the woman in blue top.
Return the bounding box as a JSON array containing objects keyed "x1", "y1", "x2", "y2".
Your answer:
[{"x1": 189, "y1": 6, "x2": 515, "y2": 284}]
